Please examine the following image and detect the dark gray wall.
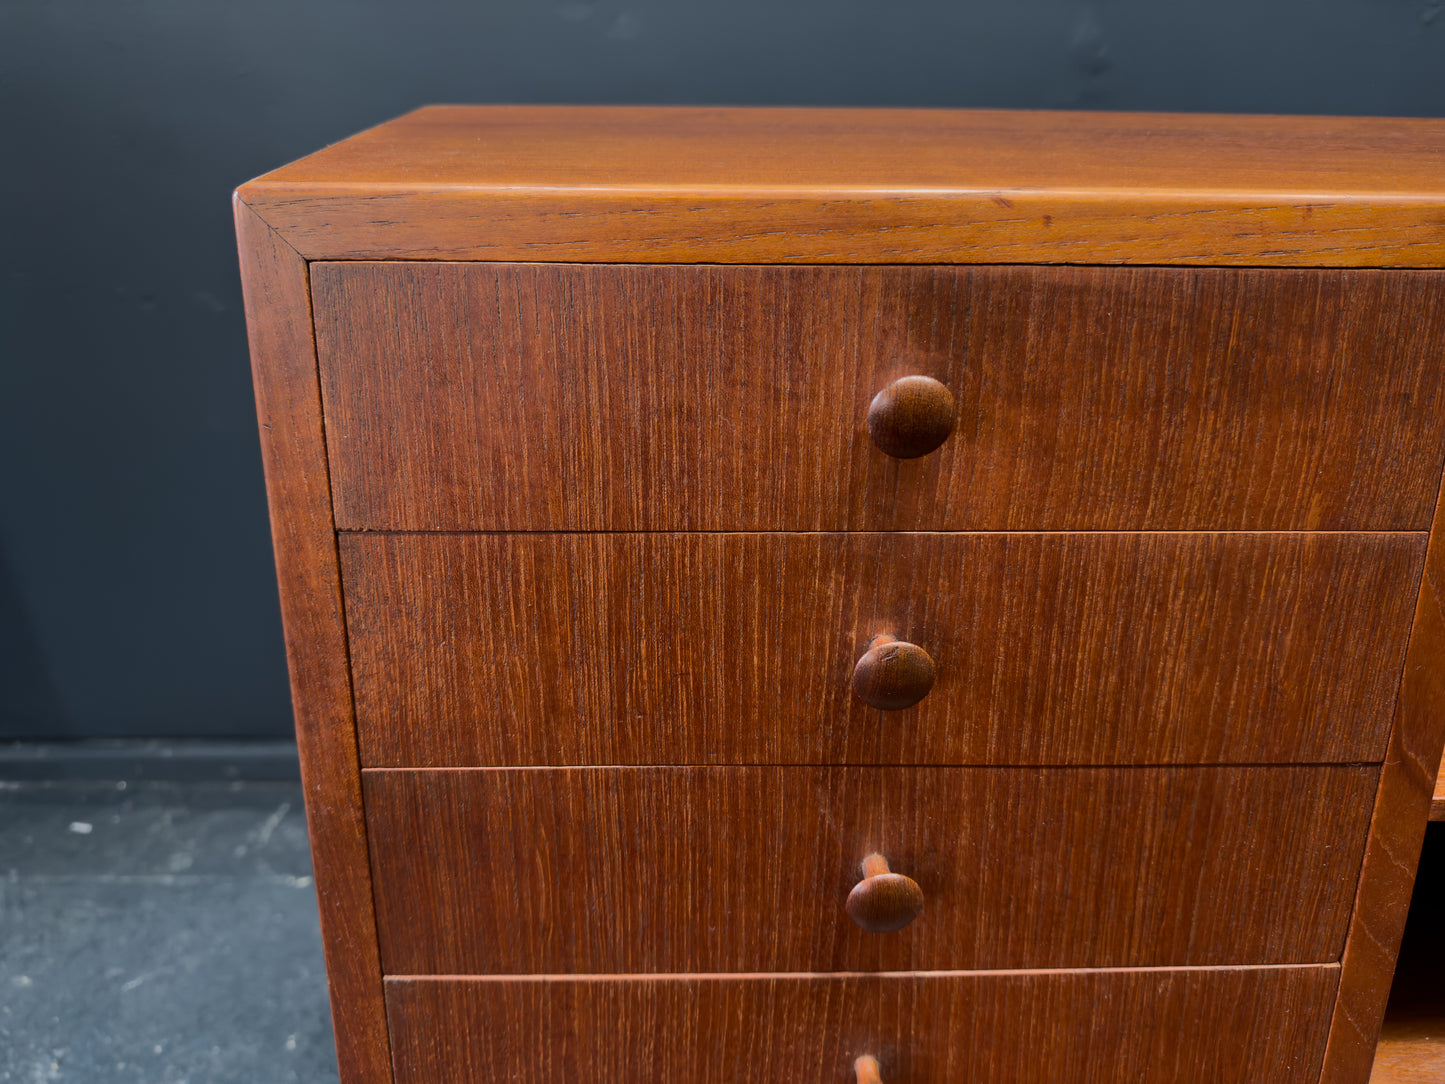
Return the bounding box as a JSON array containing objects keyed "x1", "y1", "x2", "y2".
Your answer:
[{"x1": 2, "y1": 2, "x2": 1443, "y2": 739}]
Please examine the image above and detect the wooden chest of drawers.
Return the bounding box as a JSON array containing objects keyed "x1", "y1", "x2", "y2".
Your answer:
[{"x1": 236, "y1": 106, "x2": 1445, "y2": 1083}]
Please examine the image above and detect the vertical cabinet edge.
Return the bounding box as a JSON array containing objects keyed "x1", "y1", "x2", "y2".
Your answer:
[
  {"x1": 1321, "y1": 463, "x2": 1445, "y2": 1083},
  {"x1": 234, "y1": 196, "x2": 393, "y2": 1084}
]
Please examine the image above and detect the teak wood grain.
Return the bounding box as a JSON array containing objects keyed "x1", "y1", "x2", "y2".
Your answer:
[
  {"x1": 384, "y1": 967, "x2": 1340, "y2": 1083},
  {"x1": 340, "y1": 532, "x2": 1422, "y2": 768},
  {"x1": 312, "y1": 262, "x2": 1445, "y2": 532},
  {"x1": 233, "y1": 201, "x2": 391, "y2": 1082},
  {"x1": 362, "y1": 766, "x2": 1375, "y2": 976},
  {"x1": 1322, "y1": 469, "x2": 1445, "y2": 1082},
  {"x1": 236, "y1": 105, "x2": 1445, "y2": 266}
]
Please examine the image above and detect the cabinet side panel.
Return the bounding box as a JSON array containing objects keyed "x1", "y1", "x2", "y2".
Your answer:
[
  {"x1": 234, "y1": 197, "x2": 391, "y2": 1084},
  {"x1": 1322, "y1": 461, "x2": 1445, "y2": 1082}
]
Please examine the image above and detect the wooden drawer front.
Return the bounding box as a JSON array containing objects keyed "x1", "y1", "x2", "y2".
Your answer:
[
  {"x1": 364, "y1": 766, "x2": 1374, "y2": 975},
  {"x1": 312, "y1": 262, "x2": 1445, "y2": 532},
  {"x1": 342, "y1": 532, "x2": 1421, "y2": 767},
  {"x1": 386, "y1": 967, "x2": 1337, "y2": 1083}
]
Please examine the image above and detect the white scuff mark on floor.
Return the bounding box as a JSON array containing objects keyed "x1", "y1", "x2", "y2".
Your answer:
[
  {"x1": 120, "y1": 968, "x2": 166, "y2": 993},
  {"x1": 67, "y1": 822, "x2": 92, "y2": 835},
  {"x1": 254, "y1": 803, "x2": 290, "y2": 848}
]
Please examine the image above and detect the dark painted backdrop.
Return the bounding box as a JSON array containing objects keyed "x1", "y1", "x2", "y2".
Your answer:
[{"x1": 2, "y1": 1, "x2": 1443, "y2": 739}]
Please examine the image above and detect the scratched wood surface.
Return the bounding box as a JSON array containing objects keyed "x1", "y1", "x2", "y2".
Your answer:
[
  {"x1": 340, "y1": 531, "x2": 1422, "y2": 768},
  {"x1": 236, "y1": 106, "x2": 1445, "y2": 266},
  {"x1": 362, "y1": 766, "x2": 1375, "y2": 975},
  {"x1": 234, "y1": 201, "x2": 392, "y2": 1083},
  {"x1": 384, "y1": 967, "x2": 1340, "y2": 1083},
  {"x1": 312, "y1": 262, "x2": 1445, "y2": 532}
]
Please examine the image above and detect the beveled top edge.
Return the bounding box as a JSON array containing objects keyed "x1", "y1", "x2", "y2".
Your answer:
[{"x1": 240, "y1": 104, "x2": 1445, "y2": 200}]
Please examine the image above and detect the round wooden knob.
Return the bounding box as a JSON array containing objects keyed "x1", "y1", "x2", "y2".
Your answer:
[
  {"x1": 847, "y1": 854, "x2": 924, "y2": 933},
  {"x1": 853, "y1": 635, "x2": 935, "y2": 710},
  {"x1": 867, "y1": 375, "x2": 957, "y2": 459},
  {"x1": 855, "y1": 1055, "x2": 883, "y2": 1084}
]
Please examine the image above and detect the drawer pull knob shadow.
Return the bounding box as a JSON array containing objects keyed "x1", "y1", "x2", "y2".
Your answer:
[
  {"x1": 853, "y1": 635, "x2": 935, "y2": 710},
  {"x1": 846, "y1": 853, "x2": 925, "y2": 933},
  {"x1": 867, "y1": 375, "x2": 957, "y2": 459},
  {"x1": 855, "y1": 1055, "x2": 884, "y2": 1084}
]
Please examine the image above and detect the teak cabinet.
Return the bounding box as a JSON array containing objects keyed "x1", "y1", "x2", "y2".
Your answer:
[{"x1": 236, "y1": 106, "x2": 1445, "y2": 1083}]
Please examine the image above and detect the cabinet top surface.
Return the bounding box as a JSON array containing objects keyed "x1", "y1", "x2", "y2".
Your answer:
[
  {"x1": 235, "y1": 105, "x2": 1445, "y2": 266},
  {"x1": 245, "y1": 105, "x2": 1445, "y2": 197}
]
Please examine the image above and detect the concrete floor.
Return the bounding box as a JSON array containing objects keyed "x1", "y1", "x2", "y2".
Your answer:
[{"x1": 0, "y1": 780, "x2": 338, "y2": 1083}]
